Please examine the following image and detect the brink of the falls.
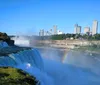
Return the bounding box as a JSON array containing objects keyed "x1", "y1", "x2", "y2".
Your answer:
[{"x1": 0, "y1": 42, "x2": 53, "y2": 85}]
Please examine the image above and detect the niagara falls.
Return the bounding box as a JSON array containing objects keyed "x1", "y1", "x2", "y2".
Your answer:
[
  {"x1": 1, "y1": 0, "x2": 100, "y2": 85},
  {"x1": 0, "y1": 35, "x2": 99, "y2": 85}
]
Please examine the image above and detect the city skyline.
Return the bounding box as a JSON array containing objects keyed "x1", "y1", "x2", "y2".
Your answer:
[
  {"x1": 39, "y1": 20, "x2": 98, "y2": 36},
  {"x1": 0, "y1": 0, "x2": 100, "y2": 35},
  {"x1": 74, "y1": 20, "x2": 98, "y2": 35}
]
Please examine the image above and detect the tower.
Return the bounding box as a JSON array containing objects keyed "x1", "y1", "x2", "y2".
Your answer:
[
  {"x1": 92, "y1": 20, "x2": 98, "y2": 35},
  {"x1": 77, "y1": 26, "x2": 81, "y2": 34},
  {"x1": 53, "y1": 25, "x2": 57, "y2": 35},
  {"x1": 74, "y1": 24, "x2": 78, "y2": 34},
  {"x1": 41, "y1": 29, "x2": 44, "y2": 36},
  {"x1": 74, "y1": 24, "x2": 81, "y2": 34}
]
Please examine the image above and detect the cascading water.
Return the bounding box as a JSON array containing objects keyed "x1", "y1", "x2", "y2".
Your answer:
[
  {"x1": 0, "y1": 41, "x2": 8, "y2": 48},
  {"x1": 0, "y1": 49, "x2": 43, "y2": 69},
  {"x1": 0, "y1": 42, "x2": 54, "y2": 85},
  {"x1": 0, "y1": 41, "x2": 100, "y2": 85}
]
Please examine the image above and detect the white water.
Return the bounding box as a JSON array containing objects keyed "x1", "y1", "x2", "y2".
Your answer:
[
  {"x1": 11, "y1": 36, "x2": 30, "y2": 47},
  {"x1": 0, "y1": 45, "x2": 54, "y2": 85},
  {"x1": 0, "y1": 41, "x2": 8, "y2": 48},
  {"x1": 0, "y1": 41, "x2": 100, "y2": 85}
]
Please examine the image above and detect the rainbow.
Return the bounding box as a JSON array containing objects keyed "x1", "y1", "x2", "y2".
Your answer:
[{"x1": 61, "y1": 49, "x2": 69, "y2": 63}]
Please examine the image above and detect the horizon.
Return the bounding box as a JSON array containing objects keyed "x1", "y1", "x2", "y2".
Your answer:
[{"x1": 0, "y1": 0, "x2": 100, "y2": 35}]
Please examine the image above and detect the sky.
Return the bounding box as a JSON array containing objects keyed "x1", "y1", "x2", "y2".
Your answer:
[{"x1": 0, "y1": 0, "x2": 100, "y2": 35}]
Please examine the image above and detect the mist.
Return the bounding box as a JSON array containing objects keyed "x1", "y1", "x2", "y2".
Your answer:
[{"x1": 11, "y1": 36, "x2": 100, "y2": 85}]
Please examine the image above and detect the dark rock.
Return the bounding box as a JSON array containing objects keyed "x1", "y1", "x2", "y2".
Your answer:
[{"x1": 0, "y1": 32, "x2": 14, "y2": 46}]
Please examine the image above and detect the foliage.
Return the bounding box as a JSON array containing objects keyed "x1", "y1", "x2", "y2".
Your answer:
[
  {"x1": 51, "y1": 34, "x2": 66, "y2": 40},
  {"x1": 45, "y1": 33, "x2": 100, "y2": 40},
  {"x1": 0, "y1": 67, "x2": 38, "y2": 85}
]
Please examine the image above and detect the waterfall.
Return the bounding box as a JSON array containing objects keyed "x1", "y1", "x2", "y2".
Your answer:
[
  {"x1": 0, "y1": 49, "x2": 44, "y2": 70},
  {"x1": 0, "y1": 41, "x2": 8, "y2": 48},
  {"x1": 0, "y1": 41, "x2": 100, "y2": 85},
  {"x1": 0, "y1": 47, "x2": 54, "y2": 85}
]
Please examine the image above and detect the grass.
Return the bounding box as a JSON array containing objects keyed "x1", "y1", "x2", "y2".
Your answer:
[{"x1": 0, "y1": 67, "x2": 39, "y2": 85}]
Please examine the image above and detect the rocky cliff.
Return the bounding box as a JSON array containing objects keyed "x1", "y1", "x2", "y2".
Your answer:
[{"x1": 0, "y1": 32, "x2": 14, "y2": 46}]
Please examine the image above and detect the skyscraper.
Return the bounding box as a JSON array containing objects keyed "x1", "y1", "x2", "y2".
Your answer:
[
  {"x1": 74, "y1": 24, "x2": 81, "y2": 34},
  {"x1": 41, "y1": 29, "x2": 44, "y2": 36},
  {"x1": 50, "y1": 29, "x2": 53, "y2": 35},
  {"x1": 39, "y1": 29, "x2": 44, "y2": 36},
  {"x1": 74, "y1": 24, "x2": 78, "y2": 34},
  {"x1": 77, "y1": 26, "x2": 81, "y2": 34},
  {"x1": 53, "y1": 25, "x2": 57, "y2": 35},
  {"x1": 92, "y1": 20, "x2": 98, "y2": 35}
]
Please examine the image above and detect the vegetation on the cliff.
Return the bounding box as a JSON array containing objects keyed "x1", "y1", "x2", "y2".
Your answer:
[{"x1": 0, "y1": 67, "x2": 38, "y2": 85}]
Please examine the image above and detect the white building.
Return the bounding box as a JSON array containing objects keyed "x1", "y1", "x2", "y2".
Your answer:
[
  {"x1": 92, "y1": 20, "x2": 98, "y2": 35},
  {"x1": 57, "y1": 30, "x2": 63, "y2": 34},
  {"x1": 84, "y1": 27, "x2": 90, "y2": 34},
  {"x1": 49, "y1": 29, "x2": 53, "y2": 35},
  {"x1": 39, "y1": 29, "x2": 44, "y2": 36},
  {"x1": 74, "y1": 24, "x2": 81, "y2": 34},
  {"x1": 53, "y1": 25, "x2": 57, "y2": 35},
  {"x1": 77, "y1": 26, "x2": 81, "y2": 34},
  {"x1": 41, "y1": 29, "x2": 44, "y2": 36},
  {"x1": 74, "y1": 24, "x2": 78, "y2": 34}
]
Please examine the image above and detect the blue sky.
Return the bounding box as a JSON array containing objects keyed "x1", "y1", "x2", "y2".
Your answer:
[{"x1": 0, "y1": 0, "x2": 100, "y2": 35}]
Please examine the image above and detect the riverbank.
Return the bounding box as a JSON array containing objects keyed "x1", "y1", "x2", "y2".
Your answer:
[{"x1": 30, "y1": 40, "x2": 100, "y2": 49}]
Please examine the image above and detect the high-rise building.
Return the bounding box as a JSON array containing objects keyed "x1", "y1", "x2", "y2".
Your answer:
[
  {"x1": 74, "y1": 24, "x2": 78, "y2": 34},
  {"x1": 84, "y1": 27, "x2": 90, "y2": 34},
  {"x1": 77, "y1": 26, "x2": 81, "y2": 34},
  {"x1": 92, "y1": 20, "x2": 98, "y2": 35},
  {"x1": 41, "y1": 29, "x2": 44, "y2": 36},
  {"x1": 39, "y1": 29, "x2": 44, "y2": 36},
  {"x1": 74, "y1": 24, "x2": 81, "y2": 34},
  {"x1": 53, "y1": 25, "x2": 57, "y2": 35},
  {"x1": 50, "y1": 29, "x2": 53, "y2": 35}
]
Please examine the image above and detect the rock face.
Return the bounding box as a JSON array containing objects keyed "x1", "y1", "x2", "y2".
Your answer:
[
  {"x1": 0, "y1": 32, "x2": 14, "y2": 46},
  {"x1": 0, "y1": 67, "x2": 38, "y2": 85}
]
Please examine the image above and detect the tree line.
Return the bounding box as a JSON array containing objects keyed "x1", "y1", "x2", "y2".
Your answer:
[
  {"x1": 39, "y1": 34, "x2": 100, "y2": 40},
  {"x1": 9, "y1": 33, "x2": 100, "y2": 40}
]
